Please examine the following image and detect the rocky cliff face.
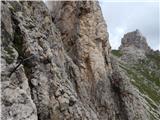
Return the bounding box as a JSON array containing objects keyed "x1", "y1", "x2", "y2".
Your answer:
[
  {"x1": 112, "y1": 30, "x2": 160, "y2": 120},
  {"x1": 1, "y1": 1, "x2": 149, "y2": 120},
  {"x1": 119, "y1": 29, "x2": 151, "y2": 52},
  {"x1": 119, "y1": 29, "x2": 151, "y2": 63}
]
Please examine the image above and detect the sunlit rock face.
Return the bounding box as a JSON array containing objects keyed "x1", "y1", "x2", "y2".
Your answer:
[{"x1": 1, "y1": 1, "x2": 149, "y2": 120}]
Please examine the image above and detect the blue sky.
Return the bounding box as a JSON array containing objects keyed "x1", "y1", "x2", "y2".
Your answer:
[{"x1": 99, "y1": 0, "x2": 159, "y2": 50}]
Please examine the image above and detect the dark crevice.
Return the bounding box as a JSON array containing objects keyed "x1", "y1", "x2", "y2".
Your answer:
[
  {"x1": 11, "y1": 13, "x2": 52, "y2": 120},
  {"x1": 12, "y1": 14, "x2": 23, "y2": 58},
  {"x1": 109, "y1": 72, "x2": 129, "y2": 120},
  {"x1": 11, "y1": 10, "x2": 40, "y2": 120}
]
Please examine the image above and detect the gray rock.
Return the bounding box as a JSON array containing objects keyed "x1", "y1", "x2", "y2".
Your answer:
[
  {"x1": 119, "y1": 30, "x2": 151, "y2": 63},
  {"x1": 1, "y1": 1, "x2": 149, "y2": 120}
]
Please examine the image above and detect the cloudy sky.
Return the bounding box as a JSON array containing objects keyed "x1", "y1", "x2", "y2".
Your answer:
[{"x1": 99, "y1": 0, "x2": 159, "y2": 50}]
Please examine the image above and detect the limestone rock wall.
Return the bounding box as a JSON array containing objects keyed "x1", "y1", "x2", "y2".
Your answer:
[
  {"x1": 1, "y1": 1, "x2": 148, "y2": 120},
  {"x1": 119, "y1": 30, "x2": 152, "y2": 63},
  {"x1": 119, "y1": 29, "x2": 151, "y2": 52}
]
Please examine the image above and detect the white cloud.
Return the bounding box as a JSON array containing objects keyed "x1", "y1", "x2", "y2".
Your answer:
[{"x1": 99, "y1": 0, "x2": 160, "y2": 50}]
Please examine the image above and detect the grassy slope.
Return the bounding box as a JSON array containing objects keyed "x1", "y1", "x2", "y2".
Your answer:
[
  {"x1": 112, "y1": 50, "x2": 160, "y2": 119},
  {"x1": 111, "y1": 50, "x2": 123, "y2": 57}
]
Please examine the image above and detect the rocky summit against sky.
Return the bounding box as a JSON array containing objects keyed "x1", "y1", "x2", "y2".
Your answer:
[{"x1": 99, "y1": 0, "x2": 159, "y2": 50}]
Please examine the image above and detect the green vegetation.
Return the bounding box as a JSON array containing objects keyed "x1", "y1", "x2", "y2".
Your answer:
[
  {"x1": 146, "y1": 52, "x2": 160, "y2": 68},
  {"x1": 145, "y1": 97, "x2": 157, "y2": 110},
  {"x1": 120, "y1": 62, "x2": 160, "y2": 104},
  {"x1": 120, "y1": 60, "x2": 160, "y2": 120},
  {"x1": 119, "y1": 51, "x2": 160, "y2": 119},
  {"x1": 111, "y1": 50, "x2": 123, "y2": 57},
  {"x1": 136, "y1": 55, "x2": 160, "y2": 88}
]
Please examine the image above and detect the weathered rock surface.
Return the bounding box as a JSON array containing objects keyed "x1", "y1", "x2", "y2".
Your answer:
[
  {"x1": 1, "y1": 1, "x2": 149, "y2": 120},
  {"x1": 119, "y1": 29, "x2": 151, "y2": 63},
  {"x1": 119, "y1": 29, "x2": 151, "y2": 51}
]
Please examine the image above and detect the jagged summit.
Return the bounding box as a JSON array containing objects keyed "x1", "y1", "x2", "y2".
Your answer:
[
  {"x1": 134, "y1": 29, "x2": 142, "y2": 36},
  {"x1": 119, "y1": 29, "x2": 151, "y2": 52},
  {"x1": 117, "y1": 30, "x2": 152, "y2": 63},
  {"x1": 112, "y1": 30, "x2": 160, "y2": 119}
]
